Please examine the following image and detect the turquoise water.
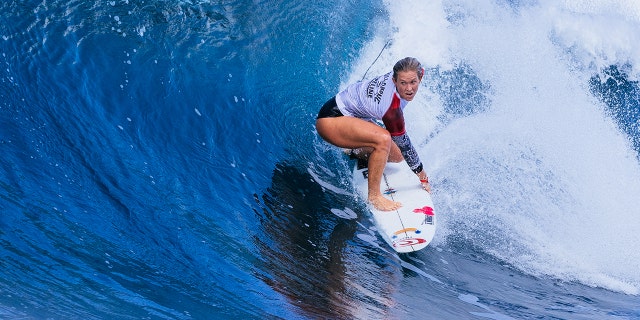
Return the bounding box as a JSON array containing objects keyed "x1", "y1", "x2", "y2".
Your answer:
[{"x1": 2, "y1": 0, "x2": 640, "y2": 318}]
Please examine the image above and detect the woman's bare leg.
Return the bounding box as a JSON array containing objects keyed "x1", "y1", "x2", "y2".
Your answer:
[
  {"x1": 387, "y1": 142, "x2": 403, "y2": 162},
  {"x1": 349, "y1": 143, "x2": 402, "y2": 163},
  {"x1": 316, "y1": 116, "x2": 402, "y2": 211}
]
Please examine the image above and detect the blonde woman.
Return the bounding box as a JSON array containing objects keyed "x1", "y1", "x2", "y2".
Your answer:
[{"x1": 316, "y1": 57, "x2": 430, "y2": 211}]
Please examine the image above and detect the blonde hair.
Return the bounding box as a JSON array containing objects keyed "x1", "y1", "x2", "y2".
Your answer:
[{"x1": 393, "y1": 57, "x2": 424, "y2": 80}]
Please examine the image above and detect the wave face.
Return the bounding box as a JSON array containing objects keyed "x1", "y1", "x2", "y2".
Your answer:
[{"x1": 1, "y1": 0, "x2": 640, "y2": 318}]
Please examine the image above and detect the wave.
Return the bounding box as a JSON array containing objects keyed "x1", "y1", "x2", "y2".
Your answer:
[{"x1": 337, "y1": 0, "x2": 640, "y2": 293}]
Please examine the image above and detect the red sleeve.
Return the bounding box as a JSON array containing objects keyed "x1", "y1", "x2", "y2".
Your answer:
[{"x1": 382, "y1": 93, "x2": 406, "y2": 136}]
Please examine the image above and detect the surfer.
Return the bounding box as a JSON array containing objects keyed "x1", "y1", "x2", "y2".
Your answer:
[{"x1": 316, "y1": 57, "x2": 430, "y2": 211}]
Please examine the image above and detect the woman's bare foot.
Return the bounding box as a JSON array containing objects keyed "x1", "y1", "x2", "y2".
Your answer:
[{"x1": 369, "y1": 195, "x2": 402, "y2": 211}]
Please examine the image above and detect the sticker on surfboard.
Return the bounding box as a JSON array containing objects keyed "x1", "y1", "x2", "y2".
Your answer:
[{"x1": 353, "y1": 160, "x2": 437, "y2": 253}]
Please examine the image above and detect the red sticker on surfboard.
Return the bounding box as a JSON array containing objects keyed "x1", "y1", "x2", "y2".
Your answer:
[
  {"x1": 413, "y1": 206, "x2": 434, "y2": 215},
  {"x1": 393, "y1": 238, "x2": 427, "y2": 247}
]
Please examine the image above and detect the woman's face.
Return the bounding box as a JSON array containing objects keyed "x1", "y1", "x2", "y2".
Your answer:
[{"x1": 393, "y1": 70, "x2": 421, "y2": 101}]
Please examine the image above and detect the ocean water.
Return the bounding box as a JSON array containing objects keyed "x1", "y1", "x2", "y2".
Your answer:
[{"x1": 1, "y1": 0, "x2": 640, "y2": 319}]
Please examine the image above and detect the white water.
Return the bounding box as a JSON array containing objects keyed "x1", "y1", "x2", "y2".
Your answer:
[{"x1": 347, "y1": 0, "x2": 640, "y2": 294}]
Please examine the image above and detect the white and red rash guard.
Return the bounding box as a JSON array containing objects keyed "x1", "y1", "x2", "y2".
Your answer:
[{"x1": 335, "y1": 72, "x2": 424, "y2": 174}]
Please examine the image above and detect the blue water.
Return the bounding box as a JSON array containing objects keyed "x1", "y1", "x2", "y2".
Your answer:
[{"x1": 2, "y1": 0, "x2": 640, "y2": 319}]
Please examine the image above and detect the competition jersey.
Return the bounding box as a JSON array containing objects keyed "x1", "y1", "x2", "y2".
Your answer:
[
  {"x1": 335, "y1": 72, "x2": 408, "y2": 136},
  {"x1": 334, "y1": 72, "x2": 423, "y2": 174}
]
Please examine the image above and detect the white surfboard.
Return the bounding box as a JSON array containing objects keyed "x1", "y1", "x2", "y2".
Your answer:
[{"x1": 353, "y1": 159, "x2": 437, "y2": 253}]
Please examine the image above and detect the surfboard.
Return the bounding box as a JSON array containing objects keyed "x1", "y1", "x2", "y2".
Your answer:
[{"x1": 353, "y1": 158, "x2": 437, "y2": 253}]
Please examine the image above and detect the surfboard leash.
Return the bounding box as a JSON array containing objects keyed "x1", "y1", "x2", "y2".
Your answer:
[
  {"x1": 382, "y1": 173, "x2": 396, "y2": 200},
  {"x1": 361, "y1": 39, "x2": 392, "y2": 81}
]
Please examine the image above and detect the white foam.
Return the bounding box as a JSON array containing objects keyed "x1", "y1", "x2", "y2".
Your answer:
[
  {"x1": 459, "y1": 294, "x2": 516, "y2": 320},
  {"x1": 330, "y1": 207, "x2": 358, "y2": 220},
  {"x1": 347, "y1": 0, "x2": 640, "y2": 293},
  {"x1": 400, "y1": 260, "x2": 442, "y2": 284},
  {"x1": 307, "y1": 166, "x2": 352, "y2": 196},
  {"x1": 356, "y1": 233, "x2": 385, "y2": 251}
]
